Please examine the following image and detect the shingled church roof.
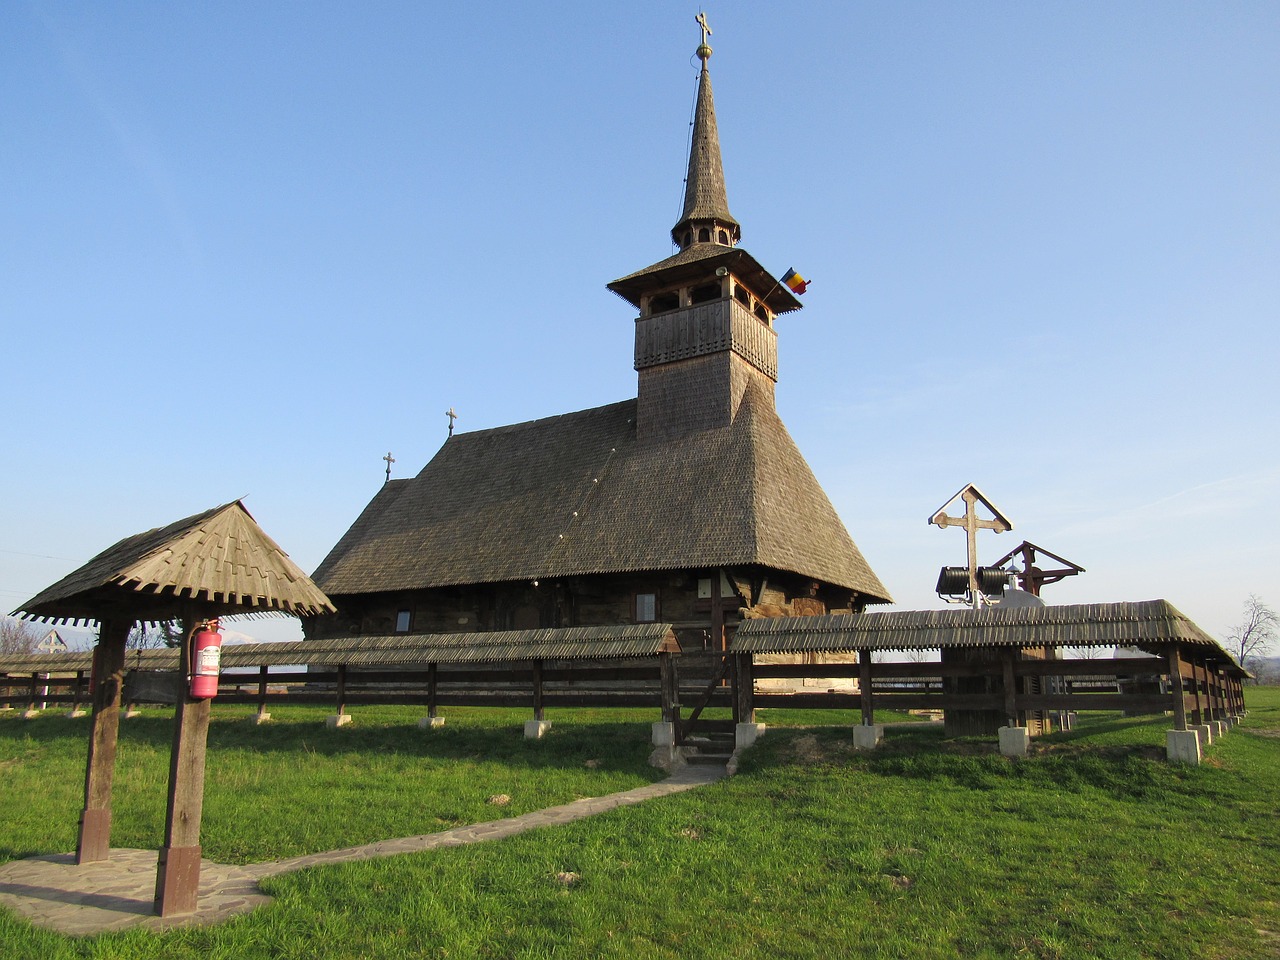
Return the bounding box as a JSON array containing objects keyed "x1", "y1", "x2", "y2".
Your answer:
[{"x1": 313, "y1": 385, "x2": 890, "y2": 602}]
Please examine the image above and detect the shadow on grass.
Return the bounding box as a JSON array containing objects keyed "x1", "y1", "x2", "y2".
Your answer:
[
  {"x1": 0, "y1": 713, "x2": 661, "y2": 778},
  {"x1": 739, "y1": 723, "x2": 1202, "y2": 803}
]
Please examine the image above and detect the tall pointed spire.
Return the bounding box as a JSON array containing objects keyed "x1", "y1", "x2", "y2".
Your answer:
[{"x1": 671, "y1": 17, "x2": 740, "y2": 250}]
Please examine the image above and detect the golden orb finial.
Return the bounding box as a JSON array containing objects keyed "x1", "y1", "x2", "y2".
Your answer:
[{"x1": 695, "y1": 12, "x2": 713, "y2": 62}]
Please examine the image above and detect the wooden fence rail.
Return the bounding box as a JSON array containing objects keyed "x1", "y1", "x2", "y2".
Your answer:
[{"x1": 1, "y1": 644, "x2": 1243, "y2": 739}]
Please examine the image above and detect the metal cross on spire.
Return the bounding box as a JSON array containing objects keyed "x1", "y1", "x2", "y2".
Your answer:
[
  {"x1": 382, "y1": 451, "x2": 395, "y2": 484},
  {"x1": 696, "y1": 11, "x2": 712, "y2": 47},
  {"x1": 446, "y1": 407, "x2": 459, "y2": 438},
  {"x1": 930, "y1": 483, "x2": 1013, "y2": 610}
]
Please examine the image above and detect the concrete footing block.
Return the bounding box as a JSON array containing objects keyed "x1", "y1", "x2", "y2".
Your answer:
[
  {"x1": 735, "y1": 722, "x2": 766, "y2": 750},
  {"x1": 1167, "y1": 729, "x2": 1202, "y2": 765},
  {"x1": 21, "y1": 709, "x2": 42, "y2": 719},
  {"x1": 651, "y1": 721, "x2": 674, "y2": 747},
  {"x1": 326, "y1": 714, "x2": 352, "y2": 728},
  {"x1": 1212, "y1": 719, "x2": 1228, "y2": 738},
  {"x1": 123, "y1": 707, "x2": 141, "y2": 719},
  {"x1": 998, "y1": 725, "x2": 1030, "y2": 758},
  {"x1": 66, "y1": 709, "x2": 87, "y2": 719},
  {"x1": 252, "y1": 712, "x2": 272, "y2": 725},
  {"x1": 418, "y1": 716, "x2": 446, "y2": 730},
  {"x1": 524, "y1": 720, "x2": 552, "y2": 739},
  {"x1": 852, "y1": 724, "x2": 883, "y2": 750},
  {"x1": 1191, "y1": 723, "x2": 1213, "y2": 748}
]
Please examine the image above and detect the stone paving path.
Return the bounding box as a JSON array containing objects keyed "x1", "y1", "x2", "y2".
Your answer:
[{"x1": 0, "y1": 763, "x2": 726, "y2": 937}]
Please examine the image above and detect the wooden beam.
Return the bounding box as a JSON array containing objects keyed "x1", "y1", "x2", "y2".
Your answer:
[
  {"x1": 155, "y1": 614, "x2": 213, "y2": 917},
  {"x1": 858, "y1": 648, "x2": 873, "y2": 725},
  {"x1": 255, "y1": 665, "x2": 269, "y2": 717},
  {"x1": 1002, "y1": 648, "x2": 1018, "y2": 726},
  {"x1": 659, "y1": 652, "x2": 676, "y2": 723},
  {"x1": 733, "y1": 653, "x2": 755, "y2": 723},
  {"x1": 709, "y1": 569, "x2": 724, "y2": 654},
  {"x1": 1167, "y1": 644, "x2": 1187, "y2": 731},
  {"x1": 532, "y1": 660, "x2": 544, "y2": 722},
  {"x1": 76, "y1": 618, "x2": 131, "y2": 864}
]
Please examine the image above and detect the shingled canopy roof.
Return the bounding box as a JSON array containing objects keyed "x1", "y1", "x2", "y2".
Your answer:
[
  {"x1": 735, "y1": 599, "x2": 1240, "y2": 666},
  {"x1": 14, "y1": 501, "x2": 336, "y2": 625},
  {"x1": 608, "y1": 244, "x2": 802, "y2": 316},
  {"x1": 314, "y1": 387, "x2": 890, "y2": 603}
]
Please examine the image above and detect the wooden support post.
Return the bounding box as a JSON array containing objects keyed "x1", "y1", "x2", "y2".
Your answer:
[
  {"x1": 70, "y1": 669, "x2": 87, "y2": 715},
  {"x1": 427, "y1": 663, "x2": 438, "y2": 719},
  {"x1": 255, "y1": 665, "x2": 269, "y2": 717},
  {"x1": 1002, "y1": 648, "x2": 1018, "y2": 727},
  {"x1": 659, "y1": 653, "x2": 677, "y2": 724},
  {"x1": 25, "y1": 672, "x2": 40, "y2": 714},
  {"x1": 532, "y1": 660, "x2": 545, "y2": 722},
  {"x1": 336, "y1": 665, "x2": 347, "y2": 718},
  {"x1": 77, "y1": 619, "x2": 131, "y2": 864},
  {"x1": 155, "y1": 614, "x2": 215, "y2": 917},
  {"x1": 858, "y1": 648, "x2": 874, "y2": 725},
  {"x1": 710, "y1": 569, "x2": 724, "y2": 654},
  {"x1": 1189, "y1": 657, "x2": 1205, "y2": 726},
  {"x1": 1167, "y1": 644, "x2": 1187, "y2": 731},
  {"x1": 732, "y1": 654, "x2": 755, "y2": 723}
]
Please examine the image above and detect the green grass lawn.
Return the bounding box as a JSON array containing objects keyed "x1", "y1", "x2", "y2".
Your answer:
[{"x1": 2, "y1": 693, "x2": 1279, "y2": 959}]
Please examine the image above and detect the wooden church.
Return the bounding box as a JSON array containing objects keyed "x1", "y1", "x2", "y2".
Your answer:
[{"x1": 306, "y1": 30, "x2": 891, "y2": 651}]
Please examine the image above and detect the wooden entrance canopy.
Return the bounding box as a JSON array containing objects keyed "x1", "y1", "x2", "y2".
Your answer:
[{"x1": 13, "y1": 500, "x2": 334, "y2": 917}]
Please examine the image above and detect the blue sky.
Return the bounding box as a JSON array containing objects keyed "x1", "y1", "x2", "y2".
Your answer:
[{"x1": 3, "y1": 2, "x2": 1277, "y2": 646}]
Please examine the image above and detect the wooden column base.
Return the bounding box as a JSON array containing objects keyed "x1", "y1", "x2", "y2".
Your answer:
[
  {"x1": 76, "y1": 808, "x2": 112, "y2": 864},
  {"x1": 154, "y1": 845, "x2": 202, "y2": 916}
]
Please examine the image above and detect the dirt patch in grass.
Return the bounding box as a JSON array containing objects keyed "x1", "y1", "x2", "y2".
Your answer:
[{"x1": 783, "y1": 733, "x2": 857, "y2": 765}]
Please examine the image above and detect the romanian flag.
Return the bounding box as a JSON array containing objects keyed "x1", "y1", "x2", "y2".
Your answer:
[{"x1": 782, "y1": 268, "x2": 809, "y2": 295}]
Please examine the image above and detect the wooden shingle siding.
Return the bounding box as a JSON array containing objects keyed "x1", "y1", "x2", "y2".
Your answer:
[
  {"x1": 313, "y1": 389, "x2": 889, "y2": 603},
  {"x1": 634, "y1": 299, "x2": 777, "y2": 380}
]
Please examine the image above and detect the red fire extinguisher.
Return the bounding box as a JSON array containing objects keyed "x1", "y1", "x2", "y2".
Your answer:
[{"x1": 189, "y1": 619, "x2": 223, "y2": 699}]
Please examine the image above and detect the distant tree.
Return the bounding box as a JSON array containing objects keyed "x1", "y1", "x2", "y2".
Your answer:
[
  {"x1": 0, "y1": 617, "x2": 41, "y2": 654},
  {"x1": 1226, "y1": 595, "x2": 1279, "y2": 676},
  {"x1": 127, "y1": 620, "x2": 183, "y2": 649}
]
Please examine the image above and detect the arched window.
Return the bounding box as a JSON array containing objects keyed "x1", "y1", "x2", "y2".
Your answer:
[
  {"x1": 698, "y1": 227, "x2": 711, "y2": 243},
  {"x1": 717, "y1": 229, "x2": 728, "y2": 244},
  {"x1": 734, "y1": 285, "x2": 751, "y2": 306},
  {"x1": 683, "y1": 232, "x2": 693, "y2": 247},
  {"x1": 755, "y1": 304, "x2": 769, "y2": 322}
]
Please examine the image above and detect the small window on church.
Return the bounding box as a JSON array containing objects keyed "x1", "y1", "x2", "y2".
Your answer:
[
  {"x1": 649, "y1": 292, "x2": 680, "y2": 315},
  {"x1": 717, "y1": 229, "x2": 728, "y2": 244},
  {"x1": 395, "y1": 609, "x2": 411, "y2": 633},
  {"x1": 634, "y1": 593, "x2": 658, "y2": 623},
  {"x1": 690, "y1": 282, "x2": 720, "y2": 305},
  {"x1": 755, "y1": 304, "x2": 769, "y2": 322},
  {"x1": 698, "y1": 227, "x2": 711, "y2": 243},
  {"x1": 734, "y1": 285, "x2": 750, "y2": 306},
  {"x1": 683, "y1": 231, "x2": 693, "y2": 247}
]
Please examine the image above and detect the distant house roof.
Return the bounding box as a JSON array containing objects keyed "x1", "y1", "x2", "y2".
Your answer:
[
  {"x1": 314, "y1": 388, "x2": 890, "y2": 603},
  {"x1": 15, "y1": 501, "x2": 336, "y2": 624},
  {"x1": 734, "y1": 599, "x2": 1239, "y2": 664}
]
